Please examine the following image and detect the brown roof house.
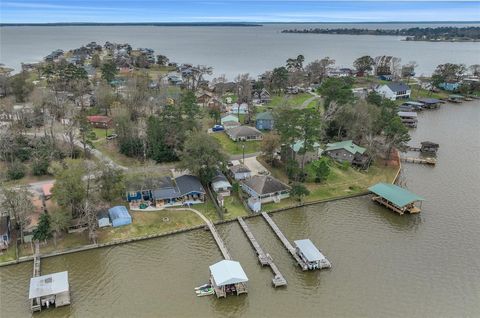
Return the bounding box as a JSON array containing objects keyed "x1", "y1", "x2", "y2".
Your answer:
[
  {"x1": 226, "y1": 126, "x2": 263, "y2": 142},
  {"x1": 241, "y1": 175, "x2": 290, "y2": 212}
]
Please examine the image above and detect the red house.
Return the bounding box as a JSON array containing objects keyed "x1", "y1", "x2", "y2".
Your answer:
[{"x1": 87, "y1": 116, "x2": 112, "y2": 128}]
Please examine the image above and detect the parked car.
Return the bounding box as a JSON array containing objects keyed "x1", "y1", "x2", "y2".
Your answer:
[
  {"x1": 212, "y1": 125, "x2": 225, "y2": 132},
  {"x1": 106, "y1": 133, "x2": 118, "y2": 140}
]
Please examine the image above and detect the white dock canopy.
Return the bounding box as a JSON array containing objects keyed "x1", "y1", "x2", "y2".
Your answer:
[
  {"x1": 29, "y1": 271, "x2": 69, "y2": 299},
  {"x1": 294, "y1": 239, "x2": 326, "y2": 262},
  {"x1": 209, "y1": 260, "x2": 248, "y2": 286}
]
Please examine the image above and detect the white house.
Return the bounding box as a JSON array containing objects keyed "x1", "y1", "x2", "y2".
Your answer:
[
  {"x1": 229, "y1": 164, "x2": 252, "y2": 181},
  {"x1": 241, "y1": 175, "x2": 290, "y2": 206},
  {"x1": 375, "y1": 82, "x2": 411, "y2": 100},
  {"x1": 211, "y1": 171, "x2": 232, "y2": 197}
]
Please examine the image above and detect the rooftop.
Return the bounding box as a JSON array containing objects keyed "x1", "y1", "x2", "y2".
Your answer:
[
  {"x1": 385, "y1": 82, "x2": 410, "y2": 92},
  {"x1": 397, "y1": 111, "x2": 418, "y2": 117},
  {"x1": 29, "y1": 271, "x2": 69, "y2": 299},
  {"x1": 256, "y1": 111, "x2": 274, "y2": 121},
  {"x1": 229, "y1": 164, "x2": 251, "y2": 174},
  {"x1": 291, "y1": 140, "x2": 322, "y2": 153},
  {"x1": 175, "y1": 175, "x2": 205, "y2": 196},
  {"x1": 325, "y1": 140, "x2": 366, "y2": 155},
  {"x1": 368, "y1": 183, "x2": 424, "y2": 208},
  {"x1": 242, "y1": 175, "x2": 290, "y2": 195},
  {"x1": 227, "y1": 126, "x2": 262, "y2": 138},
  {"x1": 209, "y1": 260, "x2": 248, "y2": 286},
  {"x1": 294, "y1": 239, "x2": 326, "y2": 262}
]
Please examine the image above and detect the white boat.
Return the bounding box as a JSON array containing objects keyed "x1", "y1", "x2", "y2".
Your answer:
[
  {"x1": 196, "y1": 288, "x2": 214, "y2": 297},
  {"x1": 194, "y1": 283, "x2": 211, "y2": 291}
]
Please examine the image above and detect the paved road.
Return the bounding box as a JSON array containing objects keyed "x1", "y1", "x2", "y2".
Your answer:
[{"x1": 229, "y1": 151, "x2": 262, "y2": 161}]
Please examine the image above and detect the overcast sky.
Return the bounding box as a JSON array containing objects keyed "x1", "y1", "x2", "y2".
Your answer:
[{"x1": 1, "y1": 1, "x2": 479, "y2": 23}]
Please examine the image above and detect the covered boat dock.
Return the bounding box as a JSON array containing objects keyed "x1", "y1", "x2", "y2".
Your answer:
[
  {"x1": 294, "y1": 239, "x2": 331, "y2": 270},
  {"x1": 209, "y1": 260, "x2": 248, "y2": 298},
  {"x1": 29, "y1": 271, "x2": 70, "y2": 311},
  {"x1": 417, "y1": 98, "x2": 442, "y2": 109},
  {"x1": 369, "y1": 183, "x2": 424, "y2": 215}
]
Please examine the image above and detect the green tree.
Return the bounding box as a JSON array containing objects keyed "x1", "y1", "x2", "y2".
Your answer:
[
  {"x1": 8, "y1": 72, "x2": 33, "y2": 102},
  {"x1": 179, "y1": 131, "x2": 227, "y2": 184},
  {"x1": 51, "y1": 160, "x2": 86, "y2": 217},
  {"x1": 311, "y1": 158, "x2": 331, "y2": 183},
  {"x1": 91, "y1": 53, "x2": 101, "y2": 68},
  {"x1": 319, "y1": 77, "x2": 355, "y2": 109},
  {"x1": 96, "y1": 163, "x2": 124, "y2": 202},
  {"x1": 366, "y1": 91, "x2": 383, "y2": 106},
  {"x1": 271, "y1": 67, "x2": 289, "y2": 92},
  {"x1": 101, "y1": 60, "x2": 118, "y2": 84},
  {"x1": 384, "y1": 116, "x2": 411, "y2": 160},
  {"x1": 33, "y1": 214, "x2": 51, "y2": 242},
  {"x1": 290, "y1": 183, "x2": 310, "y2": 202},
  {"x1": 353, "y1": 55, "x2": 375, "y2": 75},
  {"x1": 261, "y1": 133, "x2": 281, "y2": 165},
  {"x1": 0, "y1": 186, "x2": 33, "y2": 244},
  {"x1": 156, "y1": 54, "x2": 169, "y2": 66},
  {"x1": 49, "y1": 208, "x2": 71, "y2": 247},
  {"x1": 432, "y1": 63, "x2": 466, "y2": 85},
  {"x1": 7, "y1": 160, "x2": 26, "y2": 180},
  {"x1": 297, "y1": 109, "x2": 322, "y2": 171}
]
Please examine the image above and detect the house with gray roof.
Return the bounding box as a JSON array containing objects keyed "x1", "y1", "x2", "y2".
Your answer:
[
  {"x1": 211, "y1": 171, "x2": 232, "y2": 197},
  {"x1": 229, "y1": 164, "x2": 252, "y2": 180},
  {"x1": 255, "y1": 111, "x2": 274, "y2": 130},
  {"x1": 226, "y1": 126, "x2": 263, "y2": 142},
  {"x1": 324, "y1": 140, "x2": 367, "y2": 164},
  {"x1": 241, "y1": 175, "x2": 290, "y2": 208},
  {"x1": 375, "y1": 82, "x2": 411, "y2": 100}
]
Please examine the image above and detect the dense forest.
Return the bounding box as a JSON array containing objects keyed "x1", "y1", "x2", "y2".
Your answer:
[{"x1": 281, "y1": 26, "x2": 480, "y2": 41}]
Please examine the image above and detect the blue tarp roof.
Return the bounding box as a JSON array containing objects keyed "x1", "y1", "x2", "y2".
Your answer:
[
  {"x1": 108, "y1": 206, "x2": 131, "y2": 220},
  {"x1": 294, "y1": 239, "x2": 326, "y2": 262},
  {"x1": 209, "y1": 260, "x2": 248, "y2": 286},
  {"x1": 369, "y1": 183, "x2": 424, "y2": 208}
]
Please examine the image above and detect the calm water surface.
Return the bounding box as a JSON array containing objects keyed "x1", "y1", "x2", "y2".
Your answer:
[
  {"x1": 1, "y1": 101, "x2": 479, "y2": 317},
  {"x1": 1, "y1": 23, "x2": 480, "y2": 78}
]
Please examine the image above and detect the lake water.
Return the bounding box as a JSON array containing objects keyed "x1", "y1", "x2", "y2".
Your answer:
[
  {"x1": 1, "y1": 23, "x2": 480, "y2": 79},
  {"x1": 1, "y1": 100, "x2": 479, "y2": 317}
]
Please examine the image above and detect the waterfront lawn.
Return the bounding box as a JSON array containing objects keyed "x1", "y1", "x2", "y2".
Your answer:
[
  {"x1": 0, "y1": 246, "x2": 17, "y2": 263},
  {"x1": 211, "y1": 132, "x2": 261, "y2": 155},
  {"x1": 97, "y1": 209, "x2": 206, "y2": 243},
  {"x1": 223, "y1": 194, "x2": 249, "y2": 218},
  {"x1": 267, "y1": 93, "x2": 312, "y2": 107},
  {"x1": 18, "y1": 232, "x2": 90, "y2": 258},
  {"x1": 409, "y1": 85, "x2": 449, "y2": 100}
]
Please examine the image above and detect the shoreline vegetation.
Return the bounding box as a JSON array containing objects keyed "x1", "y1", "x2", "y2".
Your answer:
[{"x1": 281, "y1": 26, "x2": 480, "y2": 42}]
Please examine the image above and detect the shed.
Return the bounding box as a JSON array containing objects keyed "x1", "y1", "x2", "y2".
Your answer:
[
  {"x1": 368, "y1": 183, "x2": 424, "y2": 214},
  {"x1": 108, "y1": 206, "x2": 132, "y2": 227},
  {"x1": 97, "y1": 211, "x2": 111, "y2": 228}
]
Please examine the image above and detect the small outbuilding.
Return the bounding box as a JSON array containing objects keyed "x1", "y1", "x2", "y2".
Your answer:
[
  {"x1": 97, "y1": 211, "x2": 111, "y2": 228},
  {"x1": 369, "y1": 183, "x2": 424, "y2": 214},
  {"x1": 294, "y1": 239, "x2": 331, "y2": 270},
  {"x1": 211, "y1": 171, "x2": 232, "y2": 197},
  {"x1": 108, "y1": 206, "x2": 132, "y2": 227},
  {"x1": 229, "y1": 164, "x2": 252, "y2": 181},
  {"x1": 209, "y1": 260, "x2": 248, "y2": 298},
  {"x1": 29, "y1": 271, "x2": 70, "y2": 312}
]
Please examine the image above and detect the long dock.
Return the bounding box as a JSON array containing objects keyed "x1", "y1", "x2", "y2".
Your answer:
[
  {"x1": 261, "y1": 212, "x2": 308, "y2": 271},
  {"x1": 237, "y1": 217, "x2": 287, "y2": 287},
  {"x1": 206, "y1": 220, "x2": 231, "y2": 260},
  {"x1": 400, "y1": 156, "x2": 436, "y2": 165},
  {"x1": 31, "y1": 242, "x2": 41, "y2": 312}
]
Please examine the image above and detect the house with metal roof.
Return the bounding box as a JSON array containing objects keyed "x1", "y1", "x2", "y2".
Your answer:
[
  {"x1": 294, "y1": 239, "x2": 331, "y2": 270},
  {"x1": 211, "y1": 171, "x2": 232, "y2": 197},
  {"x1": 220, "y1": 114, "x2": 239, "y2": 125},
  {"x1": 255, "y1": 111, "x2": 274, "y2": 130},
  {"x1": 241, "y1": 175, "x2": 290, "y2": 211},
  {"x1": 375, "y1": 82, "x2": 411, "y2": 100},
  {"x1": 226, "y1": 125, "x2": 263, "y2": 142},
  {"x1": 324, "y1": 140, "x2": 366, "y2": 164},
  {"x1": 417, "y1": 98, "x2": 442, "y2": 109},
  {"x1": 209, "y1": 260, "x2": 248, "y2": 298},
  {"x1": 397, "y1": 111, "x2": 418, "y2": 128},
  {"x1": 282, "y1": 140, "x2": 323, "y2": 165},
  {"x1": 368, "y1": 183, "x2": 424, "y2": 214},
  {"x1": 29, "y1": 271, "x2": 70, "y2": 311}
]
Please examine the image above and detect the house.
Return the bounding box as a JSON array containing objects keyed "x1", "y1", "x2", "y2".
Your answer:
[
  {"x1": 229, "y1": 164, "x2": 252, "y2": 181},
  {"x1": 294, "y1": 239, "x2": 331, "y2": 270},
  {"x1": 375, "y1": 82, "x2": 411, "y2": 100},
  {"x1": 97, "y1": 211, "x2": 111, "y2": 228},
  {"x1": 241, "y1": 175, "x2": 290, "y2": 209},
  {"x1": 223, "y1": 121, "x2": 241, "y2": 130},
  {"x1": 397, "y1": 111, "x2": 418, "y2": 128},
  {"x1": 29, "y1": 271, "x2": 70, "y2": 312},
  {"x1": 108, "y1": 206, "x2": 132, "y2": 227},
  {"x1": 221, "y1": 114, "x2": 239, "y2": 126},
  {"x1": 151, "y1": 175, "x2": 206, "y2": 208},
  {"x1": 208, "y1": 97, "x2": 225, "y2": 112},
  {"x1": 0, "y1": 216, "x2": 11, "y2": 250},
  {"x1": 196, "y1": 91, "x2": 213, "y2": 105},
  {"x1": 211, "y1": 171, "x2": 232, "y2": 197},
  {"x1": 226, "y1": 126, "x2": 263, "y2": 142},
  {"x1": 230, "y1": 102, "x2": 249, "y2": 115},
  {"x1": 167, "y1": 74, "x2": 183, "y2": 86},
  {"x1": 86, "y1": 115, "x2": 112, "y2": 128},
  {"x1": 283, "y1": 141, "x2": 323, "y2": 165},
  {"x1": 209, "y1": 260, "x2": 248, "y2": 298},
  {"x1": 252, "y1": 88, "x2": 271, "y2": 104},
  {"x1": 255, "y1": 111, "x2": 274, "y2": 130},
  {"x1": 439, "y1": 82, "x2": 460, "y2": 92},
  {"x1": 324, "y1": 140, "x2": 366, "y2": 164}
]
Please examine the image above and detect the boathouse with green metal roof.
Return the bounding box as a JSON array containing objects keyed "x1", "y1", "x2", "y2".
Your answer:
[{"x1": 368, "y1": 183, "x2": 424, "y2": 215}]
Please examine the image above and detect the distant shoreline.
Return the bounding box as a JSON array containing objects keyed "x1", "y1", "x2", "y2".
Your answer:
[{"x1": 0, "y1": 22, "x2": 262, "y2": 27}]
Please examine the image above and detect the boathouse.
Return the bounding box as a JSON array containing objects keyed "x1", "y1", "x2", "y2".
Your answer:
[
  {"x1": 397, "y1": 111, "x2": 418, "y2": 128},
  {"x1": 420, "y1": 141, "x2": 440, "y2": 154},
  {"x1": 29, "y1": 271, "x2": 70, "y2": 311},
  {"x1": 209, "y1": 260, "x2": 248, "y2": 298},
  {"x1": 294, "y1": 239, "x2": 331, "y2": 270},
  {"x1": 368, "y1": 183, "x2": 424, "y2": 215},
  {"x1": 417, "y1": 98, "x2": 441, "y2": 109}
]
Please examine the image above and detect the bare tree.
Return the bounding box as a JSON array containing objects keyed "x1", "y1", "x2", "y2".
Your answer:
[{"x1": 0, "y1": 186, "x2": 34, "y2": 244}]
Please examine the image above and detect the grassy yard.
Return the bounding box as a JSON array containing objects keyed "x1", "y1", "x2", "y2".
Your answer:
[
  {"x1": 94, "y1": 139, "x2": 145, "y2": 167},
  {"x1": 0, "y1": 246, "x2": 17, "y2": 263},
  {"x1": 267, "y1": 93, "x2": 313, "y2": 107},
  {"x1": 223, "y1": 194, "x2": 249, "y2": 218},
  {"x1": 211, "y1": 132, "x2": 261, "y2": 155},
  {"x1": 409, "y1": 85, "x2": 449, "y2": 100},
  {"x1": 18, "y1": 232, "x2": 90, "y2": 258}
]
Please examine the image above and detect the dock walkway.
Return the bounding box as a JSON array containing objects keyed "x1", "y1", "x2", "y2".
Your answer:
[
  {"x1": 401, "y1": 156, "x2": 436, "y2": 165},
  {"x1": 237, "y1": 217, "x2": 287, "y2": 287},
  {"x1": 261, "y1": 212, "x2": 308, "y2": 271},
  {"x1": 31, "y1": 242, "x2": 41, "y2": 312}
]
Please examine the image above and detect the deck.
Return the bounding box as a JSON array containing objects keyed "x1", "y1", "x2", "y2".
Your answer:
[
  {"x1": 206, "y1": 220, "x2": 231, "y2": 260},
  {"x1": 401, "y1": 156, "x2": 436, "y2": 165},
  {"x1": 237, "y1": 217, "x2": 287, "y2": 287},
  {"x1": 261, "y1": 212, "x2": 308, "y2": 271}
]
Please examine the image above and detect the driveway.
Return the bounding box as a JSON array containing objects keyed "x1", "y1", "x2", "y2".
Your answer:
[{"x1": 242, "y1": 157, "x2": 270, "y2": 176}]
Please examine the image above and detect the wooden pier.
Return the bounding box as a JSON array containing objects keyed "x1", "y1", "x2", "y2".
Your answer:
[
  {"x1": 237, "y1": 217, "x2": 287, "y2": 287},
  {"x1": 206, "y1": 220, "x2": 231, "y2": 260},
  {"x1": 261, "y1": 212, "x2": 308, "y2": 271},
  {"x1": 31, "y1": 242, "x2": 42, "y2": 312},
  {"x1": 400, "y1": 156, "x2": 436, "y2": 165}
]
